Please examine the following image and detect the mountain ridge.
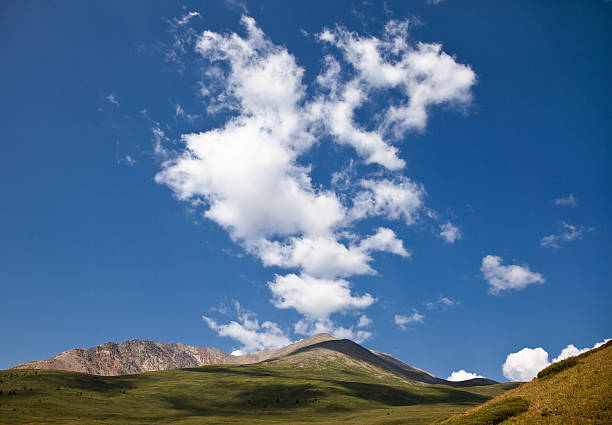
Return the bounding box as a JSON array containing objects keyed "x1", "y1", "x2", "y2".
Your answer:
[{"x1": 12, "y1": 333, "x2": 497, "y2": 387}]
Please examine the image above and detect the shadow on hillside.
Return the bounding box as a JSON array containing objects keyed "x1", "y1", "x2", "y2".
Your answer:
[{"x1": 161, "y1": 375, "x2": 490, "y2": 417}]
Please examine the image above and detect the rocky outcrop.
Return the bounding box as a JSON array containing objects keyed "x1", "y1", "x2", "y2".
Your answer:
[{"x1": 12, "y1": 340, "x2": 241, "y2": 375}]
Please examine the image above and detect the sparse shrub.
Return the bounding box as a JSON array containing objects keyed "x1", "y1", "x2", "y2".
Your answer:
[{"x1": 537, "y1": 357, "x2": 578, "y2": 379}]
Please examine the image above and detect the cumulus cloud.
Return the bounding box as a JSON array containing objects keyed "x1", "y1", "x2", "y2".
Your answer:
[
  {"x1": 202, "y1": 302, "x2": 292, "y2": 354},
  {"x1": 394, "y1": 310, "x2": 424, "y2": 330},
  {"x1": 357, "y1": 315, "x2": 373, "y2": 328},
  {"x1": 480, "y1": 255, "x2": 545, "y2": 295},
  {"x1": 351, "y1": 178, "x2": 425, "y2": 224},
  {"x1": 554, "y1": 194, "x2": 577, "y2": 207},
  {"x1": 502, "y1": 347, "x2": 550, "y2": 382},
  {"x1": 256, "y1": 227, "x2": 408, "y2": 279},
  {"x1": 502, "y1": 338, "x2": 609, "y2": 381},
  {"x1": 318, "y1": 20, "x2": 475, "y2": 146},
  {"x1": 540, "y1": 222, "x2": 592, "y2": 249},
  {"x1": 439, "y1": 222, "x2": 462, "y2": 243},
  {"x1": 269, "y1": 274, "x2": 375, "y2": 320},
  {"x1": 551, "y1": 339, "x2": 610, "y2": 363},
  {"x1": 155, "y1": 16, "x2": 476, "y2": 336},
  {"x1": 447, "y1": 369, "x2": 483, "y2": 381}
]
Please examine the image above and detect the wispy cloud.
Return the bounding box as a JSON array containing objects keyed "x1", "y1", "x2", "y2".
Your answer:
[
  {"x1": 116, "y1": 154, "x2": 136, "y2": 167},
  {"x1": 424, "y1": 296, "x2": 459, "y2": 310},
  {"x1": 394, "y1": 310, "x2": 424, "y2": 330},
  {"x1": 176, "y1": 11, "x2": 200, "y2": 26},
  {"x1": 104, "y1": 93, "x2": 119, "y2": 106},
  {"x1": 202, "y1": 301, "x2": 291, "y2": 355},
  {"x1": 554, "y1": 194, "x2": 577, "y2": 207},
  {"x1": 540, "y1": 221, "x2": 593, "y2": 249}
]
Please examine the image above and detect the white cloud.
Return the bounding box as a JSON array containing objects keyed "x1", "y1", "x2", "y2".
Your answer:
[
  {"x1": 256, "y1": 228, "x2": 407, "y2": 279},
  {"x1": 359, "y1": 227, "x2": 410, "y2": 258},
  {"x1": 551, "y1": 339, "x2": 610, "y2": 363},
  {"x1": 104, "y1": 93, "x2": 119, "y2": 106},
  {"x1": 319, "y1": 21, "x2": 475, "y2": 140},
  {"x1": 439, "y1": 222, "x2": 462, "y2": 243},
  {"x1": 351, "y1": 178, "x2": 425, "y2": 224},
  {"x1": 447, "y1": 369, "x2": 483, "y2": 381},
  {"x1": 202, "y1": 303, "x2": 292, "y2": 354},
  {"x1": 357, "y1": 314, "x2": 373, "y2": 328},
  {"x1": 155, "y1": 16, "x2": 476, "y2": 334},
  {"x1": 269, "y1": 274, "x2": 375, "y2": 320},
  {"x1": 480, "y1": 255, "x2": 545, "y2": 295},
  {"x1": 502, "y1": 347, "x2": 550, "y2": 382},
  {"x1": 124, "y1": 155, "x2": 135, "y2": 166},
  {"x1": 425, "y1": 296, "x2": 459, "y2": 310},
  {"x1": 394, "y1": 310, "x2": 424, "y2": 330},
  {"x1": 177, "y1": 11, "x2": 200, "y2": 25},
  {"x1": 313, "y1": 20, "x2": 475, "y2": 168},
  {"x1": 540, "y1": 222, "x2": 592, "y2": 249},
  {"x1": 554, "y1": 194, "x2": 577, "y2": 207},
  {"x1": 293, "y1": 317, "x2": 372, "y2": 343},
  {"x1": 502, "y1": 338, "x2": 609, "y2": 381}
]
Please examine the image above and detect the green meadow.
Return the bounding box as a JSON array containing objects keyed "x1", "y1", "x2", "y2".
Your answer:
[{"x1": 0, "y1": 359, "x2": 515, "y2": 425}]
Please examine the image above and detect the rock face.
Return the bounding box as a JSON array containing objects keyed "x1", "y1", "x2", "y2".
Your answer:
[{"x1": 12, "y1": 340, "x2": 241, "y2": 375}]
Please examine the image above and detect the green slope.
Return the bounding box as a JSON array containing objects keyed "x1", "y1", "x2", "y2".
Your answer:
[
  {"x1": 0, "y1": 353, "x2": 516, "y2": 425},
  {"x1": 437, "y1": 340, "x2": 612, "y2": 425}
]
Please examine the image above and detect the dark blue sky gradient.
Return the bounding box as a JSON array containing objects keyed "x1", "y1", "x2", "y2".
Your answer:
[{"x1": 0, "y1": 0, "x2": 610, "y2": 381}]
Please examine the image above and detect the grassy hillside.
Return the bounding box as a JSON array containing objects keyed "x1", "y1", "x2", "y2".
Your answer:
[
  {"x1": 437, "y1": 340, "x2": 612, "y2": 425},
  {"x1": 0, "y1": 354, "x2": 515, "y2": 425}
]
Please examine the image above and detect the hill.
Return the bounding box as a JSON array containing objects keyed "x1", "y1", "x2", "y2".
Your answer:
[
  {"x1": 1, "y1": 335, "x2": 515, "y2": 424},
  {"x1": 437, "y1": 340, "x2": 612, "y2": 425}
]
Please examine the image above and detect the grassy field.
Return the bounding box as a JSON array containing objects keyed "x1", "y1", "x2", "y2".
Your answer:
[
  {"x1": 437, "y1": 340, "x2": 612, "y2": 425},
  {"x1": 0, "y1": 356, "x2": 516, "y2": 424}
]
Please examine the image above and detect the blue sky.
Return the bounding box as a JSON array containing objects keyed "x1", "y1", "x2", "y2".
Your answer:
[{"x1": 1, "y1": 0, "x2": 610, "y2": 382}]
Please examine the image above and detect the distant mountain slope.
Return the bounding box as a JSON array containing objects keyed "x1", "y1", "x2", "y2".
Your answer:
[
  {"x1": 238, "y1": 333, "x2": 339, "y2": 363},
  {"x1": 10, "y1": 334, "x2": 340, "y2": 376},
  {"x1": 12, "y1": 340, "x2": 238, "y2": 375},
  {"x1": 437, "y1": 340, "x2": 612, "y2": 424},
  {"x1": 270, "y1": 339, "x2": 497, "y2": 387}
]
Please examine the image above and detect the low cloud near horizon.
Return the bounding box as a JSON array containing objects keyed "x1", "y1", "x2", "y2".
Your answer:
[
  {"x1": 447, "y1": 369, "x2": 483, "y2": 381},
  {"x1": 502, "y1": 338, "x2": 610, "y2": 382}
]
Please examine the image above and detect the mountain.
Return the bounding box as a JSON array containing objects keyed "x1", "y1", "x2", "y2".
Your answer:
[
  {"x1": 1, "y1": 335, "x2": 515, "y2": 425},
  {"x1": 11, "y1": 340, "x2": 240, "y2": 375},
  {"x1": 11, "y1": 333, "x2": 496, "y2": 387},
  {"x1": 437, "y1": 340, "x2": 612, "y2": 424}
]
